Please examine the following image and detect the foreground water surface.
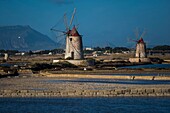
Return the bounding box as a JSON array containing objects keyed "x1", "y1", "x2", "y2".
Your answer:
[{"x1": 0, "y1": 97, "x2": 170, "y2": 113}]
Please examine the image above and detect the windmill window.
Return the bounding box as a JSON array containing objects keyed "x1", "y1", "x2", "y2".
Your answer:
[{"x1": 70, "y1": 38, "x2": 72, "y2": 41}]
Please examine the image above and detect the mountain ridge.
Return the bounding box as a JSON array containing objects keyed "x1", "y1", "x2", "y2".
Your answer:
[{"x1": 0, "y1": 25, "x2": 57, "y2": 51}]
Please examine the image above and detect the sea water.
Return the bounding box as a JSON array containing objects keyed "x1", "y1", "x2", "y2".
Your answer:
[{"x1": 0, "y1": 97, "x2": 170, "y2": 113}]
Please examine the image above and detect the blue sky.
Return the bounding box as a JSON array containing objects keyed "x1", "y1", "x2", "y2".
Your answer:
[{"x1": 0, "y1": 0, "x2": 170, "y2": 47}]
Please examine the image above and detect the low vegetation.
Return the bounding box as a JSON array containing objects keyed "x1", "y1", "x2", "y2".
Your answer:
[{"x1": 0, "y1": 45, "x2": 169, "y2": 56}]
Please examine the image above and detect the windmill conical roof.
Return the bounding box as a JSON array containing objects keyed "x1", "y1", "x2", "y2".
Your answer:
[
  {"x1": 138, "y1": 37, "x2": 144, "y2": 43},
  {"x1": 70, "y1": 26, "x2": 80, "y2": 36}
]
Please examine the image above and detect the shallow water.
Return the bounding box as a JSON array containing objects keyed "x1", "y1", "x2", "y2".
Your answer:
[
  {"x1": 0, "y1": 97, "x2": 169, "y2": 113},
  {"x1": 46, "y1": 79, "x2": 170, "y2": 85},
  {"x1": 120, "y1": 64, "x2": 170, "y2": 69},
  {"x1": 99, "y1": 73, "x2": 170, "y2": 76}
]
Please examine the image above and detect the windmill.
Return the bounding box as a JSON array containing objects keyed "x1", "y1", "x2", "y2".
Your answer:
[
  {"x1": 128, "y1": 28, "x2": 147, "y2": 58},
  {"x1": 51, "y1": 8, "x2": 84, "y2": 60},
  {"x1": 128, "y1": 28, "x2": 151, "y2": 63}
]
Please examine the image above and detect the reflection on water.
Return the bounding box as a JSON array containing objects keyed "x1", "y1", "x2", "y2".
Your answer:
[{"x1": 0, "y1": 97, "x2": 169, "y2": 113}]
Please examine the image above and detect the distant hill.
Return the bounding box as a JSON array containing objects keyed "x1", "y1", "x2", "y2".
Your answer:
[{"x1": 0, "y1": 25, "x2": 57, "y2": 51}]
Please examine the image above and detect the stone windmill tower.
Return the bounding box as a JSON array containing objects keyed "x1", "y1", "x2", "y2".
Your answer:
[
  {"x1": 65, "y1": 26, "x2": 83, "y2": 59},
  {"x1": 129, "y1": 29, "x2": 150, "y2": 63},
  {"x1": 51, "y1": 8, "x2": 84, "y2": 60},
  {"x1": 135, "y1": 37, "x2": 147, "y2": 58}
]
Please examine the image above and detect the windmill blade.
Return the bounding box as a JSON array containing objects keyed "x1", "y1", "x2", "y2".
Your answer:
[
  {"x1": 64, "y1": 13, "x2": 69, "y2": 31},
  {"x1": 50, "y1": 29, "x2": 66, "y2": 48},
  {"x1": 127, "y1": 41, "x2": 136, "y2": 51},
  {"x1": 69, "y1": 8, "x2": 76, "y2": 29},
  {"x1": 51, "y1": 14, "x2": 65, "y2": 29},
  {"x1": 55, "y1": 33, "x2": 66, "y2": 39},
  {"x1": 56, "y1": 36, "x2": 66, "y2": 49},
  {"x1": 50, "y1": 23, "x2": 67, "y2": 47},
  {"x1": 50, "y1": 29, "x2": 65, "y2": 41},
  {"x1": 50, "y1": 28, "x2": 66, "y2": 33},
  {"x1": 127, "y1": 37, "x2": 138, "y2": 43},
  {"x1": 52, "y1": 32, "x2": 66, "y2": 49},
  {"x1": 140, "y1": 29, "x2": 147, "y2": 38},
  {"x1": 134, "y1": 27, "x2": 139, "y2": 39},
  {"x1": 127, "y1": 36, "x2": 137, "y2": 52},
  {"x1": 75, "y1": 24, "x2": 79, "y2": 29}
]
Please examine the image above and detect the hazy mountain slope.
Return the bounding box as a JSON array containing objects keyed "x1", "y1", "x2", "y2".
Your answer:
[{"x1": 0, "y1": 25, "x2": 57, "y2": 51}]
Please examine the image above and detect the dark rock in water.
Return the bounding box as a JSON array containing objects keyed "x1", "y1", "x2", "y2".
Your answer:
[{"x1": 0, "y1": 25, "x2": 57, "y2": 51}]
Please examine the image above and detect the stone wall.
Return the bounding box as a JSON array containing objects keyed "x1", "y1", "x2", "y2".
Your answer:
[
  {"x1": 0, "y1": 88, "x2": 170, "y2": 97},
  {"x1": 53, "y1": 59, "x2": 94, "y2": 66},
  {"x1": 129, "y1": 58, "x2": 151, "y2": 63}
]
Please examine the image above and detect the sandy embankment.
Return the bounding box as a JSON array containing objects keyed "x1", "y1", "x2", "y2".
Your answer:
[
  {"x1": 40, "y1": 70, "x2": 170, "y2": 80},
  {"x1": 0, "y1": 73, "x2": 170, "y2": 97}
]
